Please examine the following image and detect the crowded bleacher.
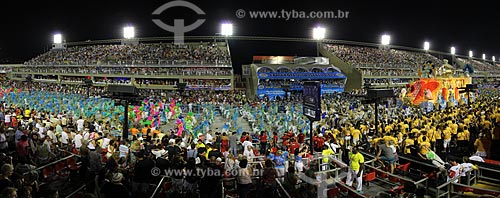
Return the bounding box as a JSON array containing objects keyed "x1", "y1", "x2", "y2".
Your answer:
[
  {"x1": 24, "y1": 42, "x2": 231, "y2": 66},
  {"x1": 14, "y1": 66, "x2": 233, "y2": 77},
  {"x1": 457, "y1": 58, "x2": 500, "y2": 74},
  {"x1": 325, "y1": 44, "x2": 444, "y2": 68}
]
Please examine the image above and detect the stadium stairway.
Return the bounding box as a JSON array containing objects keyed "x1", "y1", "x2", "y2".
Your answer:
[{"x1": 319, "y1": 44, "x2": 362, "y2": 91}]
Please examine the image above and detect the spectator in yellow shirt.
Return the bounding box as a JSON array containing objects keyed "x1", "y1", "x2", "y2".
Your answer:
[{"x1": 352, "y1": 129, "x2": 361, "y2": 145}]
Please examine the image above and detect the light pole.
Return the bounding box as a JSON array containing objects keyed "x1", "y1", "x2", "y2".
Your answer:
[
  {"x1": 424, "y1": 41, "x2": 430, "y2": 51},
  {"x1": 381, "y1": 34, "x2": 391, "y2": 67},
  {"x1": 451, "y1": 47, "x2": 456, "y2": 66},
  {"x1": 220, "y1": 23, "x2": 233, "y2": 66},
  {"x1": 312, "y1": 27, "x2": 326, "y2": 57}
]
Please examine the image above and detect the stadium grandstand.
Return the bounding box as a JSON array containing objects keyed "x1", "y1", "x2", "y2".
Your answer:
[
  {"x1": 10, "y1": 40, "x2": 233, "y2": 91},
  {"x1": 322, "y1": 42, "x2": 500, "y2": 89}
]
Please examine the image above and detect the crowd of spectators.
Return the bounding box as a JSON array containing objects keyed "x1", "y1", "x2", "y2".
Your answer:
[
  {"x1": 363, "y1": 78, "x2": 414, "y2": 86},
  {"x1": 33, "y1": 75, "x2": 58, "y2": 81},
  {"x1": 93, "y1": 78, "x2": 132, "y2": 85},
  {"x1": 325, "y1": 44, "x2": 444, "y2": 69},
  {"x1": 135, "y1": 79, "x2": 178, "y2": 86},
  {"x1": 457, "y1": 58, "x2": 500, "y2": 74},
  {"x1": 60, "y1": 76, "x2": 89, "y2": 83},
  {"x1": 25, "y1": 42, "x2": 231, "y2": 66},
  {"x1": 357, "y1": 68, "x2": 418, "y2": 77},
  {"x1": 13, "y1": 66, "x2": 233, "y2": 77},
  {"x1": 184, "y1": 79, "x2": 231, "y2": 89}
]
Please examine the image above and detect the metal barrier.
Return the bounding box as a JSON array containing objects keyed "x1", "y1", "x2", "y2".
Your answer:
[
  {"x1": 397, "y1": 154, "x2": 437, "y2": 169},
  {"x1": 64, "y1": 183, "x2": 88, "y2": 198},
  {"x1": 295, "y1": 153, "x2": 376, "y2": 198},
  {"x1": 435, "y1": 172, "x2": 460, "y2": 198},
  {"x1": 33, "y1": 154, "x2": 78, "y2": 172},
  {"x1": 335, "y1": 178, "x2": 368, "y2": 198},
  {"x1": 275, "y1": 178, "x2": 292, "y2": 198},
  {"x1": 451, "y1": 182, "x2": 500, "y2": 197},
  {"x1": 360, "y1": 151, "x2": 430, "y2": 195},
  {"x1": 397, "y1": 153, "x2": 500, "y2": 197},
  {"x1": 150, "y1": 176, "x2": 170, "y2": 198},
  {"x1": 477, "y1": 165, "x2": 500, "y2": 183}
]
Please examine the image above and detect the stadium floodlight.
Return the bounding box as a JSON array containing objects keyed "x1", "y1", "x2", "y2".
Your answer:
[
  {"x1": 312, "y1": 27, "x2": 326, "y2": 40},
  {"x1": 482, "y1": 53, "x2": 486, "y2": 60},
  {"x1": 450, "y1": 47, "x2": 456, "y2": 55},
  {"x1": 493, "y1": 56, "x2": 496, "y2": 62},
  {"x1": 381, "y1": 34, "x2": 391, "y2": 45},
  {"x1": 53, "y1": 34, "x2": 62, "y2": 44},
  {"x1": 424, "y1": 41, "x2": 430, "y2": 51},
  {"x1": 469, "y1": 50, "x2": 473, "y2": 58},
  {"x1": 220, "y1": 23, "x2": 233, "y2": 36},
  {"x1": 123, "y1": 26, "x2": 135, "y2": 39}
]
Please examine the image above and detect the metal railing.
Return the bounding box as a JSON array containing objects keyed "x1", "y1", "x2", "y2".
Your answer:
[
  {"x1": 360, "y1": 151, "x2": 431, "y2": 194},
  {"x1": 33, "y1": 154, "x2": 78, "y2": 172},
  {"x1": 476, "y1": 164, "x2": 500, "y2": 183},
  {"x1": 275, "y1": 178, "x2": 292, "y2": 198},
  {"x1": 150, "y1": 176, "x2": 169, "y2": 198},
  {"x1": 64, "y1": 183, "x2": 88, "y2": 198},
  {"x1": 435, "y1": 176, "x2": 460, "y2": 198},
  {"x1": 451, "y1": 182, "x2": 500, "y2": 197}
]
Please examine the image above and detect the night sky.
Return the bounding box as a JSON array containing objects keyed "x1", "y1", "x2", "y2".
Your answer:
[{"x1": 0, "y1": 0, "x2": 499, "y2": 74}]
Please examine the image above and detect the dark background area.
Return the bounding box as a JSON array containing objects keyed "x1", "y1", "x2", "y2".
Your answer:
[{"x1": 0, "y1": 0, "x2": 498, "y2": 74}]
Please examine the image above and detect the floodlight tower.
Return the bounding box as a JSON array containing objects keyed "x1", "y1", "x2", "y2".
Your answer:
[
  {"x1": 451, "y1": 47, "x2": 456, "y2": 66},
  {"x1": 219, "y1": 22, "x2": 233, "y2": 68},
  {"x1": 121, "y1": 26, "x2": 138, "y2": 45},
  {"x1": 423, "y1": 41, "x2": 430, "y2": 51},
  {"x1": 52, "y1": 33, "x2": 66, "y2": 49},
  {"x1": 380, "y1": 34, "x2": 391, "y2": 67},
  {"x1": 312, "y1": 26, "x2": 326, "y2": 57},
  {"x1": 381, "y1": 34, "x2": 391, "y2": 46},
  {"x1": 220, "y1": 23, "x2": 233, "y2": 37}
]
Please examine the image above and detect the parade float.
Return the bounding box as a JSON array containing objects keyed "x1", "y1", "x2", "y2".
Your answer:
[{"x1": 403, "y1": 60, "x2": 472, "y2": 109}]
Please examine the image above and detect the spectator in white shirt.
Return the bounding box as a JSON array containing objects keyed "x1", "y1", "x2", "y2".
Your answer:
[
  {"x1": 47, "y1": 129, "x2": 57, "y2": 144},
  {"x1": 83, "y1": 129, "x2": 91, "y2": 141},
  {"x1": 77, "y1": 117, "x2": 85, "y2": 132},
  {"x1": 205, "y1": 130, "x2": 213, "y2": 145},
  {"x1": 119, "y1": 140, "x2": 130, "y2": 159},
  {"x1": 73, "y1": 132, "x2": 83, "y2": 149},
  {"x1": 101, "y1": 134, "x2": 111, "y2": 149},
  {"x1": 61, "y1": 130, "x2": 69, "y2": 145},
  {"x1": 242, "y1": 137, "x2": 253, "y2": 157},
  {"x1": 4, "y1": 112, "x2": 11, "y2": 126}
]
